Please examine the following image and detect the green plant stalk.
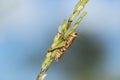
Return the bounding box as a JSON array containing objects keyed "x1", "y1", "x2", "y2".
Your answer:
[{"x1": 36, "y1": 0, "x2": 88, "y2": 80}]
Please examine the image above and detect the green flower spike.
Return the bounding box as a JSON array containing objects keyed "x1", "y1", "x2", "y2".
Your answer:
[{"x1": 36, "y1": 0, "x2": 88, "y2": 80}]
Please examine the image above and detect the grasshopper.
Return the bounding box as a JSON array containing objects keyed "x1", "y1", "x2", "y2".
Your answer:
[{"x1": 36, "y1": 0, "x2": 88, "y2": 80}]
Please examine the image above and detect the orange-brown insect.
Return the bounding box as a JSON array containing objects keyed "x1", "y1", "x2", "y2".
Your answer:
[
  {"x1": 55, "y1": 32, "x2": 77, "y2": 61},
  {"x1": 47, "y1": 32, "x2": 77, "y2": 61}
]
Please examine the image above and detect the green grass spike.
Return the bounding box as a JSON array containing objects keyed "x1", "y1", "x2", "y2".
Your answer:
[
  {"x1": 66, "y1": 12, "x2": 87, "y2": 36},
  {"x1": 36, "y1": 0, "x2": 89, "y2": 80}
]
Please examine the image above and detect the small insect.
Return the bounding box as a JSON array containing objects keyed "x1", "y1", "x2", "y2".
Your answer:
[
  {"x1": 55, "y1": 32, "x2": 77, "y2": 61},
  {"x1": 47, "y1": 32, "x2": 77, "y2": 61}
]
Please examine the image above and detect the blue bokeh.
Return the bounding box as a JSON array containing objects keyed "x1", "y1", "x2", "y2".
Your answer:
[{"x1": 0, "y1": 0, "x2": 120, "y2": 80}]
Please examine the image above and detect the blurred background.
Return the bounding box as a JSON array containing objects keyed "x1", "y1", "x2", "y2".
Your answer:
[{"x1": 0, "y1": 0, "x2": 120, "y2": 80}]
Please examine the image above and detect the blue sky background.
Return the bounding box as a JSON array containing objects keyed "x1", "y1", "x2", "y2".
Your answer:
[{"x1": 0, "y1": 0, "x2": 120, "y2": 80}]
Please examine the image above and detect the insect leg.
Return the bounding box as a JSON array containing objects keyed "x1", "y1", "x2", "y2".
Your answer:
[{"x1": 47, "y1": 44, "x2": 65, "y2": 52}]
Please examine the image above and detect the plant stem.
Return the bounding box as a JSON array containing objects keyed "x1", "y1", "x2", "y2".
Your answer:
[{"x1": 36, "y1": 0, "x2": 88, "y2": 80}]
